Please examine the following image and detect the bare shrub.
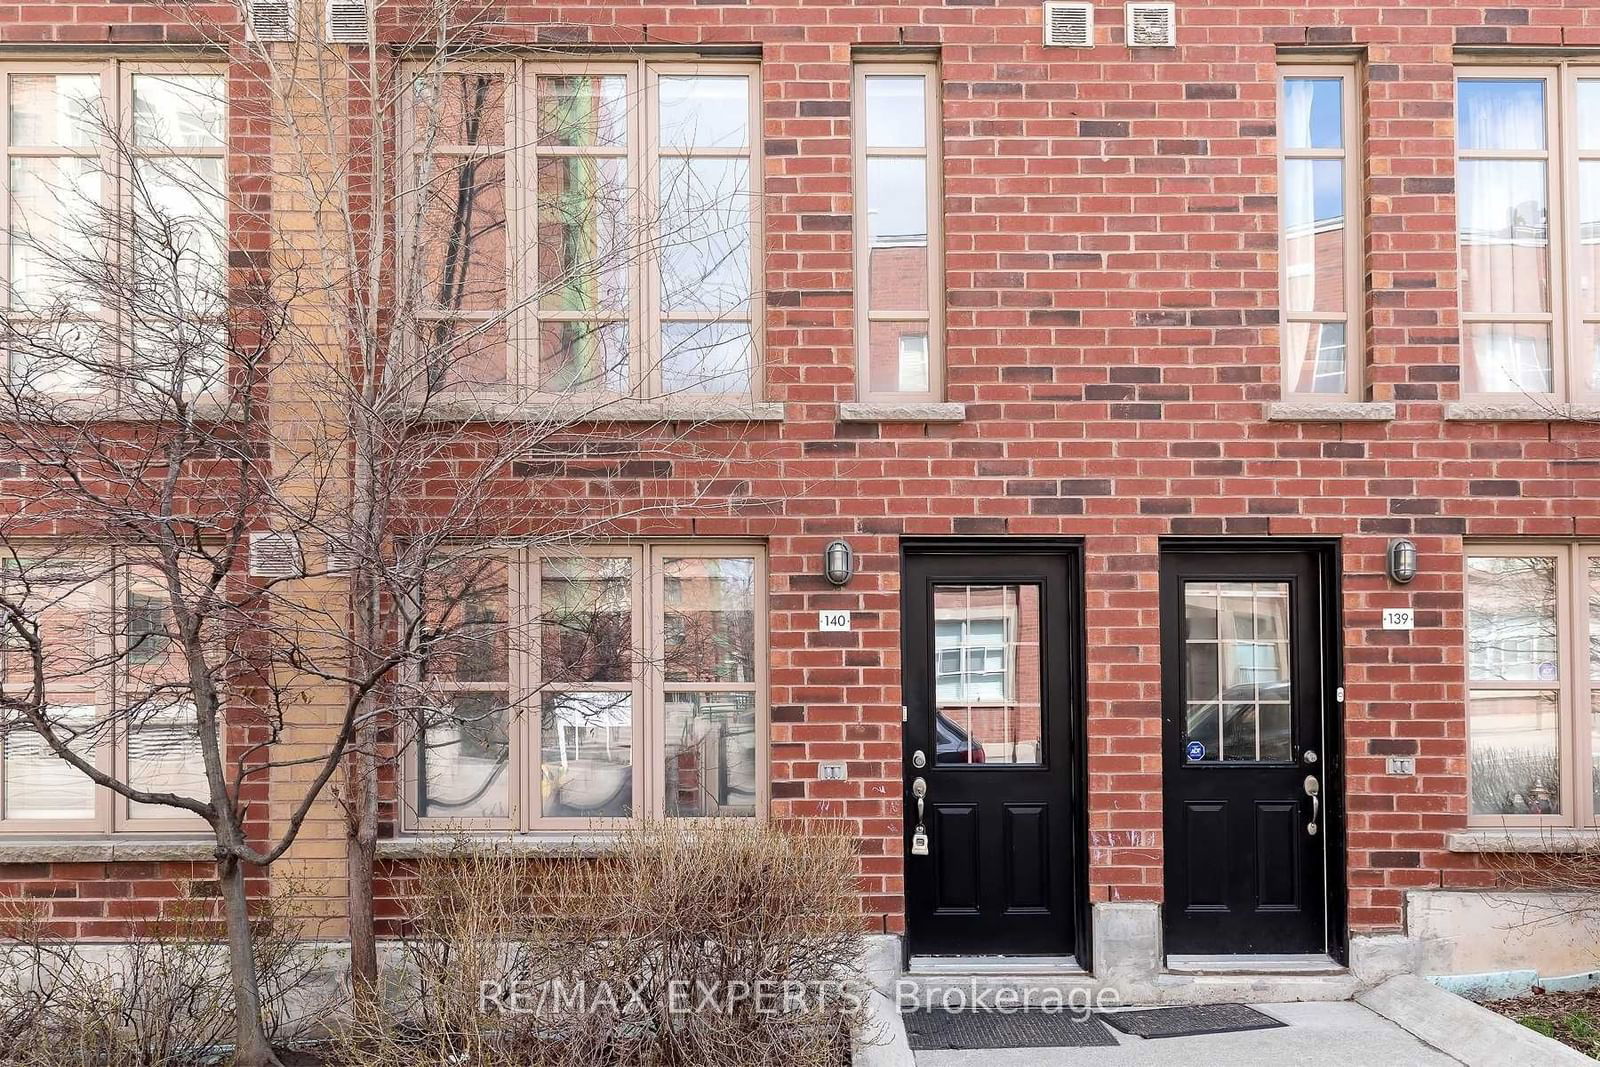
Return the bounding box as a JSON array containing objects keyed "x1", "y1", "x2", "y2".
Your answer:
[
  {"x1": 338, "y1": 821, "x2": 863, "y2": 1067},
  {"x1": 0, "y1": 894, "x2": 331, "y2": 1066}
]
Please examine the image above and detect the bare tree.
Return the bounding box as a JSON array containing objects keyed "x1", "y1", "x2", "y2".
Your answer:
[{"x1": 0, "y1": 2, "x2": 772, "y2": 1062}]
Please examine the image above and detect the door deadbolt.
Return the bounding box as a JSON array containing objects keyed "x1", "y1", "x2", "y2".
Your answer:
[{"x1": 911, "y1": 749, "x2": 927, "y2": 769}]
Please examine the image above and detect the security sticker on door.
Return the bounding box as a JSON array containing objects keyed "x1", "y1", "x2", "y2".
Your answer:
[
  {"x1": 1381, "y1": 608, "x2": 1414, "y2": 631},
  {"x1": 1185, "y1": 740, "x2": 1206, "y2": 762},
  {"x1": 818, "y1": 610, "x2": 852, "y2": 632}
]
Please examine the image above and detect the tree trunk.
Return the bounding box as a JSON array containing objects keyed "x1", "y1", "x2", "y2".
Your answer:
[
  {"x1": 346, "y1": 738, "x2": 380, "y2": 1007},
  {"x1": 218, "y1": 851, "x2": 283, "y2": 1067}
]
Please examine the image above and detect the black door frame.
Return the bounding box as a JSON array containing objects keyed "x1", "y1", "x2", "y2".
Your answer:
[
  {"x1": 899, "y1": 538, "x2": 1091, "y2": 969},
  {"x1": 1157, "y1": 537, "x2": 1348, "y2": 963}
]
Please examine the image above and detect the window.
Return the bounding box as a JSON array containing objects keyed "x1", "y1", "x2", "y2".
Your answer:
[
  {"x1": 854, "y1": 62, "x2": 943, "y2": 402},
  {"x1": 407, "y1": 544, "x2": 766, "y2": 830},
  {"x1": 1466, "y1": 545, "x2": 1600, "y2": 826},
  {"x1": 1181, "y1": 581, "x2": 1293, "y2": 764},
  {"x1": 403, "y1": 60, "x2": 761, "y2": 401},
  {"x1": 1455, "y1": 66, "x2": 1600, "y2": 401},
  {"x1": 931, "y1": 584, "x2": 1040, "y2": 766},
  {"x1": 1, "y1": 62, "x2": 227, "y2": 399},
  {"x1": 1279, "y1": 65, "x2": 1361, "y2": 400},
  {"x1": 0, "y1": 552, "x2": 208, "y2": 833}
]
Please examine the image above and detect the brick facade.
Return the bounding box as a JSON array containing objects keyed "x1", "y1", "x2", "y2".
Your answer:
[{"x1": 1, "y1": 0, "x2": 1598, "y2": 954}]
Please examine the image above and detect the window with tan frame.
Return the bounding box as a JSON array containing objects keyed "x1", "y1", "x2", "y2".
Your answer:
[
  {"x1": 0, "y1": 60, "x2": 227, "y2": 400},
  {"x1": 1465, "y1": 544, "x2": 1600, "y2": 828},
  {"x1": 1454, "y1": 64, "x2": 1600, "y2": 402},
  {"x1": 401, "y1": 59, "x2": 763, "y2": 402},
  {"x1": 0, "y1": 551, "x2": 210, "y2": 834},
  {"x1": 1278, "y1": 63, "x2": 1363, "y2": 400},
  {"x1": 405, "y1": 544, "x2": 767, "y2": 831},
  {"x1": 853, "y1": 61, "x2": 944, "y2": 403}
]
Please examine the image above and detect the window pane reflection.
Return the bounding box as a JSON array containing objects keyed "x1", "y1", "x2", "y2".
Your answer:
[
  {"x1": 663, "y1": 691, "x2": 756, "y2": 816},
  {"x1": 1467, "y1": 555, "x2": 1559, "y2": 683},
  {"x1": 1470, "y1": 689, "x2": 1560, "y2": 816},
  {"x1": 420, "y1": 692, "x2": 510, "y2": 820},
  {"x1": 1459, "y1": 159, "x2": 1550, "y2": 317},
  {"x1": 663, "y1": 557, "x2": 756, "y2": 683},
  {"x1": 1283, "y1": 77, "x2": 1342, "y2": 150},
  {"x1": 932, "y1": 584, "x2": 1042, "y2": 765},
  {"x1": 541, "y1": 691, "x2": 632, "y2": 818},
  {"x1": 1282, "y1": 158, "x2": 1345, "y2": 315},
  {"x1": 1182, "y1": 582, "x2": 1292, "y2": 763},
  {"x1": 1458, "y1": 78, "x2": 1546, "y2": 151}
]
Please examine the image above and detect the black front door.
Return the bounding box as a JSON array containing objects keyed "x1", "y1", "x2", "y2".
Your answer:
[
  {"x1": 903, "y1": 547, "x2": 1083, "y2": 957},
  {"x1": 1161, "y1": 545, "x2": 1336, "y2": 955}
]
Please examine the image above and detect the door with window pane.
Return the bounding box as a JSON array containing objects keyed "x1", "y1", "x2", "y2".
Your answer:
[
  {"x1": 1161, "y1": 547, "x2": 1332, "y2": 955},
  {"x1": 903, "y1": 549, "x2": 1083, "y2": 958}
]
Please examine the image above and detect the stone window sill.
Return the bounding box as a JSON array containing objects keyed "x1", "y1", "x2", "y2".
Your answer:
[
  {"x1": 377, "y1": 832, "x2": 625, "y2": 859},
  {"x1": 1266, "y1": 401, "x2": 1395, "y2": 422},
  {"x1": 0, "y1": 838, "x2": 215, "y2": 863},
  {"x1": 1446, "y1": 829, "x2": 1600, "y2": 854},
  {"x1": 419, "y1": 398, "x2": 785, "y2": 424},
  {"x1": 1444, "y1": 401, "x2": 1600, "y2": 422},
  {"x1": 838, "y1": 402, "x2": 967, "y2": 423}
]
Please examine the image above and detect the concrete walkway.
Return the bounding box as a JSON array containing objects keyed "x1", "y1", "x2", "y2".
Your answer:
[{"x1": 913, "y1": 1002, "x2": 1463, "y2": 1066}]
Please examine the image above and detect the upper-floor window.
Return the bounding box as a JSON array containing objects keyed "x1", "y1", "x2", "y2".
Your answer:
[
  {"x1": 407, "y1": 543, "x2": 767, "y2": 831},
  {"x1": 1466, "y1": 545, "x2": 1599, "y2": 828},
  {"x1": 854, "y1": 62, "x2": 943, "y2": 403},
  {"x1": 0, "y1": 551, "x2": 208, "y2": 834},
  {"x1": 1279, "y1": 65, "x2": 1361, "y2": 400},
  {"x1": 1456, "y1": 66, "x2": 1600, "y2": 402},
  {"x1": 403, "y1": 60, "x2": 761, "y2": 402},
  {"x1": 1, "y1": 62, "x2": 227, "y2": 400}
]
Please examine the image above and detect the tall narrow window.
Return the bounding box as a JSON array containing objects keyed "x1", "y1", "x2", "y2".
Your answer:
[
  {"x1": 855, "y1": 63, "x2": 942, "y2": 402},
  {"x1": 1569, "y1": 72, "x2": 1600, "y2": 401},
  {"x1": 1457, "y1": 71, "x2": 1560, "y2": 397},
  {"x1": 1279, "y1": 66, "x2": 1361, "y2": 399}
]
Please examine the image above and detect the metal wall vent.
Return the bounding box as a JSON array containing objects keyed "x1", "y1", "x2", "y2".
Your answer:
[
  {"x1": 1126, "y1": 2, "x2": 1176, "y2": 47},
  {"x1": 323, "y1": 541, "x2": 355, "y2": 574},
  {"x1": 325, "y1": 0, "x2": 371, "y2": 44},
  {"x1": 246, "y1": 0, "x2": 296, "y2": 43},
  {"x1": 249, "y1": 532, "x2": 304, "y2": 579},
  {"x1": 1043, "y1": 2, "x2": 1095, "y2": 47}
]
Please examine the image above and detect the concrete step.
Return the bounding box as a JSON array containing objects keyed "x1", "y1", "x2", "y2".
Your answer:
[{"x1": 1165, "y1": 953, "x2": 1348, "y2": 976}]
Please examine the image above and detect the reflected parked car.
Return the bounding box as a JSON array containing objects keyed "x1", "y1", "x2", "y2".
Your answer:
[
  {"x1": 935, "y1": 712, "x2": 986, "y2": 764},
  {"x1": 1183, "y1": 680, "x2": 1292, "y2": 762}
]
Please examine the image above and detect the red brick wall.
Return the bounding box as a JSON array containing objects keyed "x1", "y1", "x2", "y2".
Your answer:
[{"x1": 3, "y1": 0, "x2": 1600, "y2": 943}]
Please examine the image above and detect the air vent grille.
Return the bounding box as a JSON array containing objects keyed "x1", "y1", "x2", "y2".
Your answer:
[
  {"x1": 1043, "y1": 2, "x2": 1095, "y2": 47},
  {"x1": 323, "y1": 540, "x2": 355, "y2": 575},
  {"x1": 325, "y1": 0, "x2": 370, "y2": 44},
  {"x1": 249, "y1": 532, "x2": 304, "y2": 579},
  {"x1": 1126, "y1": 2, "x2": 1176, "y2": 47},
  {"x1": 246, "y1": 0, "x2": 296, "y2": 43}
]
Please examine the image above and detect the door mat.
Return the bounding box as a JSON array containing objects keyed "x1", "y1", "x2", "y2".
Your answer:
[
  {"x1": 902, "y1": 1008, "x2": 1119, "y2": 1050},
  {"x1": 1099, "y1": 1003, "x2": 1286, "y2": 1039}
]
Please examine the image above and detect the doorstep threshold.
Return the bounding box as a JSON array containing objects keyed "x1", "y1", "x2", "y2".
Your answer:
[
  {"x1": 1165, "y1": 953, "x2": 1345, "y2": 976},
  {"x1": 908, "y1": 954, "x2": 1087, "y2": 977}
]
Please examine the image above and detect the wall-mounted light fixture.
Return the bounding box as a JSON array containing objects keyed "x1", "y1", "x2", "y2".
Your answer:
[
  {"x1": 823, "y1": 539, "x2": 855, "y2": 586},
  {"x1": 1388, "y1": 538, "x2": 1418, "y2": 584}
]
